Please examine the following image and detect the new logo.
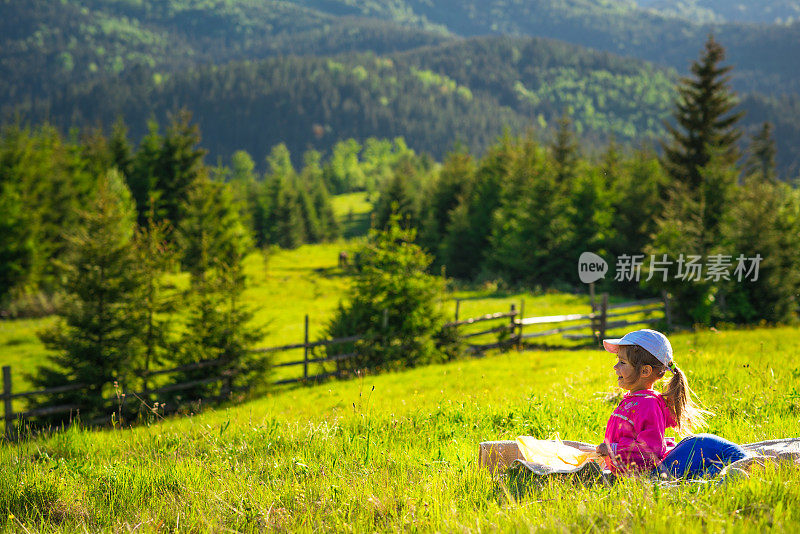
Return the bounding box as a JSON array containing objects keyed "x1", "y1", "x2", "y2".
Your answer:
[{"x1": 578, "y1": 252, "x2": 608, "y2": 284}]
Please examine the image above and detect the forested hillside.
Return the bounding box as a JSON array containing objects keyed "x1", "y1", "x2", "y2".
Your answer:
[
  {"x1": 3, "y1": 1, "x2": 800, "y2": 175},
  {"x1": 635, "y1": 0, "x2": 800, "y2": 24},
  {"x1": 291, "y1": 0, "x2": 800, "y2": 95},
  {"x1": 0, "y1": 0, "x2": 450, "y2": 107}
]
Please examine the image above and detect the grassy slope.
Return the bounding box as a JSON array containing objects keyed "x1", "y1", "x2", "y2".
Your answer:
[
  {"x1": 1, "y1": 197, "x2": 798, "y2": 531},
  {"x1": 2, "y1": 326, "x2": 799, "y2": 531},
  {"x1": 2, "y1": 192, "x2": 618, "y2": 393}
]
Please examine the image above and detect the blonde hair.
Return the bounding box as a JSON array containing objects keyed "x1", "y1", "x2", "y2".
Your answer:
[{"x1": 621, "y1": 345, "x2": 708, "y2": 433}]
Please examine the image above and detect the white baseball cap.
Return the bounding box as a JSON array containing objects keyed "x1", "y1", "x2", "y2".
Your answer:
[{"x1": 603, "y1": 329, "x2": 673, "y2": 367}]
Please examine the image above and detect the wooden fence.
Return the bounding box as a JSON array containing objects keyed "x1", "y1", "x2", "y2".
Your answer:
[{"x1": 1, "y1": 295, "x2": 667, "y2": 439}]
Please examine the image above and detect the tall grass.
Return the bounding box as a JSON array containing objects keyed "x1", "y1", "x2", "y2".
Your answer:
[{"x1": 1, "y1": 325, "x2": 798, "y2": 531}]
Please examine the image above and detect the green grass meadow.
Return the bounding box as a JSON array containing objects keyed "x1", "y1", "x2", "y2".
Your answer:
[
  {"x1": 1, "y1": 326, "x2": 799, "y2": 532},
  {"x1": 1, "y1": 194, "x2": 799, "y2": 531}
]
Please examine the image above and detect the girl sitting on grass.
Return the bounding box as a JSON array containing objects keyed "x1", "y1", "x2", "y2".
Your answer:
[{"x1": 597, "y1": 328, "x2": 747, "y2": 478}]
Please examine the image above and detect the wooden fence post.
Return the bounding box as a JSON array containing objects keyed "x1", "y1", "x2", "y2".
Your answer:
[
  {"x1": 303, "y1": 314, "x2": 309, "y2": 381},
  {"x1": 3, "y1": 366, "x2": 13, "y2": 441},
  {"x1": 599, "y1": 293, "x2": 609, "y2": 346},
  {"x1": 517, "y1": 299, "x2": 525, "y2": 351},
  {"x1": 509, "y1": 304, "x2": 516, "y2": 349},
  {"x1": 455, "y1": 299, "x2": 461, "y2": 322}
]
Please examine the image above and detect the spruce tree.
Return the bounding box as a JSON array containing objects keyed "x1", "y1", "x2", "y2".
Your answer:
[
  {"x1": 745, "y1": 122, "x2": 777, "y2": 184},
  {"x1": 440, "y1": 140, "x2": 510, "y2": 279},
  {"x1": 661, "y1": 35, "x2": 744, "y2": 192},
  {"x1": 128, "y1": 112, "x2": 206, "y2": 231},
  {"x1": 0, "y1": 182, "x2": 34, "y2": 305},
  {"x1": 131, "y1": 201, "x2": 177, "y2": 396},
  {"x1": 551, "y1": 114, "x2": 579, "y2": 185},
  {"x1": 179, "y1": 177, "x2": 251, "y2": 273},
  {"x1": 325, "y1": 217, "x2": 446, "y2": 371},
  {"x1": 170, "y1": 176, "x2": 261, "y2": 405},
  {"x1": 418, "y1": 148, "x2": 475, "y2": 259},
  {"x1": 157, "y1": 111, "x2": 207, "y2": 232},
  {"x1": 648, "y1": 37, "x2": 745, "y2": 324},
  {"x1": 30, "y1": 170, "x2": 140, "y2": 424}
]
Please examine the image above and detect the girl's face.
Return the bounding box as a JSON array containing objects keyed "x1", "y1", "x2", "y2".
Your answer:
[{"x1": 613, "y1": 347, "x2": 651, "y2": 391}]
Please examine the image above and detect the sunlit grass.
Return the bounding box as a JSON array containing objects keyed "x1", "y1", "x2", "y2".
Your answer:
[{"x1": 1, "y1": 325, "x2": 798, "y2": 531}]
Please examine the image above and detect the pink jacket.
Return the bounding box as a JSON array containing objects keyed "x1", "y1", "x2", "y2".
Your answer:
[{"x1": 603, "y1": 389, "x2": 677, "y2": 473}]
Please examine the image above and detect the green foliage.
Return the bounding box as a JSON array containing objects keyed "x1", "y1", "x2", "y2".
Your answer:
[
  {"x1": 486, "y1": 135, "x2": 574, "y2": 286},
  {"x1": 130, "y1": 205, "x2": 178, "y2": 393},
  {"x1": 720, "y1": 173, "x2": 800, "y2": 323},
  {"x1": 0, "y1": 124, "x2": 96, "y2": 295},
  {"x1": 255, "y1": 144, "x2": 339, "y2": 249},
  {"x1": 178, "y1": 176, "x2": 251, "y2": 274},
  {"x1": 661, "y1": 36, "x2": 743, "y2": 193},
  {"x1": 3, "y1": 323, "x2": 800, "y2": 531},
  {"x1": 326, "y1": 218, "x2": 446, "y2": 371},
  {"x1": 128, "y1": 111, "x2": 207, "y2": 231},
  {"x1": 0, "y1": 182, "x2": 34, "y2": 305},
  {"x1": 170, "y1": 176, "x2": 263, "y2": 405},
  {"x1": 418, "y1": 148, "x2": 475, "y2": 259},
  {"x1": 29, "y1": 170, "x2": 140, "y2": 423},
  {"x1": 649, "y1": 38, "x2": 748, "y2": 323}
]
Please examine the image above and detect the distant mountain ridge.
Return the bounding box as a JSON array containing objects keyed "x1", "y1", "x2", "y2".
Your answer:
[
  {"x1": 288, "y1": 0, "x2": 800, "y2": 96},
  {"x1": 2, "y1": 1, "x2": 800, "y2": 176},
  {"x1": 634, "y1": 0, "x2": 800, "y2": 24}
]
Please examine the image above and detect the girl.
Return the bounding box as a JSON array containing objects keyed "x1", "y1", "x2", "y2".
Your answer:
[{"x1": 597, "y1": 328, "x2": 747, "y2": 478}]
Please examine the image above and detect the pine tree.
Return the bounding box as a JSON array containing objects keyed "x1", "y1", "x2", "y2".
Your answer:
[
  {"x1": 30, "y1": 170, "x2": 140, "y2": 424},
  {"x1": 551, "y1": 114, "x2": 579, "y2": 185},
  {"x1": 128, "y1": 112, "x2": 207, "y2": 231},
  {"x1": 721, "y1": 176, "x2": 800, "y2": 323},
  {"x1": 109, "y1": 118, "x2": 133, "y2": 179},
  {"x1": 418, "y1": 148, "x2": 475, "y2": 259},
  {"x1": 440, "y1": 135, "x2": 513, "y2": 279},
  {"x1": 744, "y1": 122, "x2": 777, "y2": 184},
  {"x1": 487, "y1": 135, "x2": 574, "y2": 286},
  {"x1": 325, "y1": 217, "x2": 446, "y2": 371},
  {"x1": 373, "y1": 169, "x2": 420, "y2": 230},
  {"x1": 156, "y1": 111, "x2": 207, "y2": 232},
  {"x1": 0, "y1": 181, "x2": 34, "y2": 305},
  {"x1": 648, "y1": 37, "x2": 745, "y2": 324},
  {"x1": 179, "y1": 177, "x2": 252, "y2": 275},
  {"x1": 169, "y1": 178, "x2": 262, "y2": 406},
  {"x1": 131, "y1": 201, "x2": 177, "y2": 396},
  {"x1": 661, "y1": 35, "x2": 744, "y2": 192},
  {"x1": 128, "y1": 119, "x2": 163, "y2": 225}
]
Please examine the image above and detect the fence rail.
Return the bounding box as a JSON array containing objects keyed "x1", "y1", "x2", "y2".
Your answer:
[{"x1": 2, "y1": 294, "x2": 668, "y2": 440}]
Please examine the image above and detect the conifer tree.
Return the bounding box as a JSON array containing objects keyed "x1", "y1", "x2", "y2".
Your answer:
[
  {"x1": 131, "y1": 200, "x2": 177, "y2": 395},
  {"x1": 179, "y1": 177, "x2": 251, "y2": 275},
  {"x1": 373, "y1": 169, "x2": 420, "y2": 230},
  {"x1": 551, "y1": 114, "x2": 579, "y2": 185},
  {"x1": 325, "y1": 216, "x2": 445, "y2": 371},
  {"x1": 419, "y1": 148, "x2": 475, "y2": 259},
  {"x1": 745, "y1": 122, "x2": 777, "y2": 184},
  {"x1": 648, "y1": 37, "x2": 745, "y2": 324},
  {"x1": 440, "y1": 135, "x2": 513, "y2": 279},
  {"x1": 0, "y1": 182, "x2": 34, "y2": 305},
  {"x1": 30, "y1": 170, "x2": 140, "y2": 423},
  {"x1": 128, "y1": 112, "x2": 206, "y2": 230},
  {"x1": 721, "y1": 176, "x2": 800, "y2": 323},
  {"x1": 170, "y1": 176, "x2": 262, "y2": 405},
  {"x1": 661, "y1": 35, "x2": 744, "y2": 192},
  {"x1": 128, "y1": 120, "x2": 163, "y2": 224},
  {"x1": 109, "y1": 119, "x2": 133, "y2": 179},
  {"x1": 157, "y1": 111, "x2": 207, "y2": 231}
]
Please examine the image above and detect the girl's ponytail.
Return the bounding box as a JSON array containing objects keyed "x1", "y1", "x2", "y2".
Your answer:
[{"x1": 663, "y1": 364, "x2": 708, "y2": 434}]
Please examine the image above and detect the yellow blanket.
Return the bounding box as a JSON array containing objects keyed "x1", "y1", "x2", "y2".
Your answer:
[{"x1": 515, "y1": 436, "x2": 601, "y2": 470}]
